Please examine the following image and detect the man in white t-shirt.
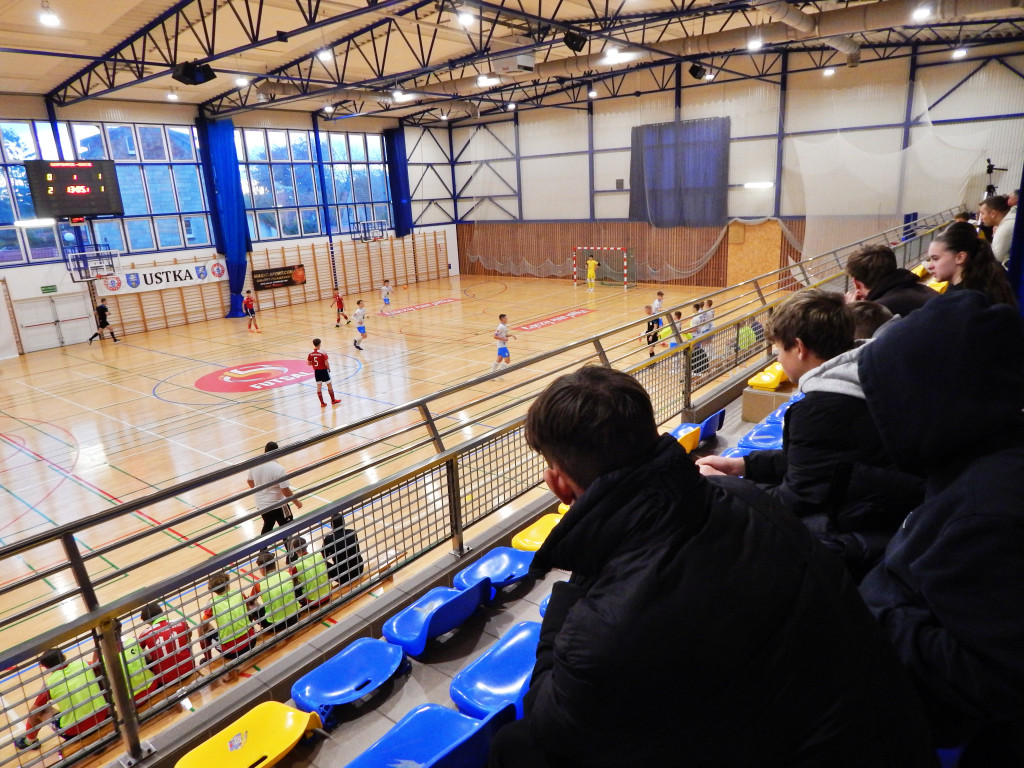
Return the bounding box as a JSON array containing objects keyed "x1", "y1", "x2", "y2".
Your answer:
[
  {"x1": 701, "y1": 298, "x2": 715, "y2": 335},
  {"x1": 246, "y1": 441, "x2": 302, "y2": 535},
  {"x1": 491, "y1": 313, "x2": 517, "y2": 375},
  {"x1": 652, "y1": 291, "x2": 665, "y2": 327}
]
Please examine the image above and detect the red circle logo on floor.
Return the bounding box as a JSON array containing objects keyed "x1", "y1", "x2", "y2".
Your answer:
[{"x1": 195, "y1": 360, "x2": 313, "y2": 392}]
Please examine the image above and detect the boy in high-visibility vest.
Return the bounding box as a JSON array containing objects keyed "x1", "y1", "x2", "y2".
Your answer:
[
  {"x1": 287, "y1": 535, "x2": 333, "y2": 609},
  {"x1": 199, "y1": 571, "x2": 257, "y2": 682},
  {"x1": 14, "y1": 648, "x2": 110, "y2": 751},
  {"x1": 248, "y1": 551, "x2": 302, "y2": 632}
]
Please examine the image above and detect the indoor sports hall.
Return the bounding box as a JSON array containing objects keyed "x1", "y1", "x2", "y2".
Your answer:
[{"x1": 0, "y1": 0, "x2": 1022, "y2": 766}]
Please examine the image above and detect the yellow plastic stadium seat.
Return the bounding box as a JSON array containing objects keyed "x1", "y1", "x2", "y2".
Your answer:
[
  {"x1": 675, "y1": 426, "x2": 701, "y2": 454},
  {"x1": 512, "y1": 514, "x2": 562, "y2": 551},
  {"x1": 748, "y1": 361, "x2": 788, "y2": 391},
  {"x1": 557, "y1": 503, "x2": 570, "y2": 515},
  {"x1": 910, "y1": 262, "x2": 930, "y2": 279},
  {"x1": 925, "y1": 280, "x2": 948, "y2": 294},
  {"x1": 175, "y1": 701, "x2": 322, "y2": 768}
]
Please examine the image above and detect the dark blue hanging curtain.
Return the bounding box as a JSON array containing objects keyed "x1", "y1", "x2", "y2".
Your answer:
[
  {"x1": 384, "y1": 127, "x2": 414, "y2": 238},
  {"x1": 629, "y1": 117, "x2": 730, "y2": 228},
  {"x1": 196, "y1": 116, "x2": 252, "y2": 317}
]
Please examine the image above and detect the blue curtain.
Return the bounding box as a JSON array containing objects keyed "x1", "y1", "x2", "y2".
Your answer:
[
  {"x1": 384, "y1": 127, "x2": 414, "y2": 238},
  {"x1": 196, "y1": 116, "x2": 251, "y2": 317},
  {"x1": 628, "y1": 117, "x2": 730, "y2": 228}
]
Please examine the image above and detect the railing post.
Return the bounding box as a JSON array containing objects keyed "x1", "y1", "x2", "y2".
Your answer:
[
  {"x1": 592, "y1": 338, "x2": 611, "y2": 367},
  {"x1": 419, "y1": 404, "x2": 445, "y2": 453},
  {"x1": 682, "y1": 345, "x2": 693, "y2": 410},
  {"x1": 752, "y1": 279, "x2": 767, "y2": 306},
  {"x1": 446, "y1": 457, "x2": 466, "y2": 556},
  {"x1": 97, "y1": 618, "x2": 146, "y2": 763}
]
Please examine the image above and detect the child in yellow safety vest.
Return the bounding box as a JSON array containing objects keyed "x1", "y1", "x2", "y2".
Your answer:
[
  {"x1": 14, "y1": 648, "x2": 110, "y2": 751},
  {"x1": 286, "y1": 535, "x2": 333, "y2": 609},
  {"x1": 248, "y1": 551, "x2": 302, "y2": 632},
  {"x1": 199, "y1": 571, "x2": 257, "y2": 682}
]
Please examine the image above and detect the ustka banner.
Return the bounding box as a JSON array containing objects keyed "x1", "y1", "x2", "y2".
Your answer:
[{"x1": 95, "y1": 259, "x2": 228, "y2": 295}]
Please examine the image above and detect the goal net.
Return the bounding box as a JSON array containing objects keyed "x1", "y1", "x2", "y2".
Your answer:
[{"x1": 572, "y1": 247, "x2": 636, "y2": 288}]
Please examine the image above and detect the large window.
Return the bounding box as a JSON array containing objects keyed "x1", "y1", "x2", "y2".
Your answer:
[
  {"x1": 236, "y1": 127, "x2": 392, "y2": 243},
  {"x1": 0, "y1": 120, "x2": 212, "y2": 266}
]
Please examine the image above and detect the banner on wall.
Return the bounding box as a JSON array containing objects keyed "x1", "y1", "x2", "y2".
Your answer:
[
  {"x1": 95, "y1": 259, "x2": 228, "y2": 295},
  {"x1": 252, "y1": 264, "x2": 307, "y2": 291}
]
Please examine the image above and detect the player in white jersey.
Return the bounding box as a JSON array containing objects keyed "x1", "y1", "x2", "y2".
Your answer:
[
  {"x1": 352, "y1": 300, "x2": 368, "y2": 351},
  {"x1": 652, "y1": 290, "x2": 665, "y2": 327},
  {"x1": 379, "y1": 280, "x2": 394, "y2": 315},
  {"x1": 491, "y1": 313, "x2": 517, "y2": 374}
]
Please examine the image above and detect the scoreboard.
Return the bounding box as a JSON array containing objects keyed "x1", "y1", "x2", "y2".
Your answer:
[{"x1": 24, "y1": 160, "x2": 124, "y2": 218}]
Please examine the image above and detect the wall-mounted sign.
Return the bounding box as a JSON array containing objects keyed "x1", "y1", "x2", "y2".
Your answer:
[
  {"x1": 95, "y1": 259, "x2": 228, "y2": 295},
  {"x1": 40, "y1": 285, "x2": 57, "y2": 294},
  {"x1": 252, "y1": 264, "x2": 307, "y2": 291}
]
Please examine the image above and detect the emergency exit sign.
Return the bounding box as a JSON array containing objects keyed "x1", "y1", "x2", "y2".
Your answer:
[{"x1": 41, "y1": 285, "x2": 57, "y2": 294}]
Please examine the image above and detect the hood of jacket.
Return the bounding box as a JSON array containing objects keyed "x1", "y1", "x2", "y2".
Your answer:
[
  {"x1": 800, "y1": 342, "x2": 867, "y2": 399},
  {"x1": 532, "y1": 434, "x2": 706, "y2": 578},
  {"x1": 867, "y1": 268, "x2": 924, "y2": 300},
  {"x1": 858, "y1": 290, "x2": 1024, "y2": 476}
]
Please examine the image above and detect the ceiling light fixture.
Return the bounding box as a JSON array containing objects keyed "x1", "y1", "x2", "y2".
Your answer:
[
  {"x1": 14, "y1": 217, "x2": 56, "y2": 228},
  {"x1": 704, "y1": 70, "x2": 715, "y2": 80},
  {"x1": 235, "y1": 77, "x2": 250, "y2": 87},
  {"x1": 747, "y1": 37, "x2": 763, "y2": 52},
  {"x1": 317, "y1": 49, "x2": 333, "y2": 62},
  {"x1": 588, "y1": 84, "x2": 598, "y2": 98},
  {"x1": 952, "y1": 47, "x2": 968, "y2": 59},
  {"x1": 823, "y1": 67, "x2": 836, "y2": 76},
  {"x1": 166, "y1": 89, "x2": 179, "y2": 101},
  {"x1": 440, "y1": 112, "x2": 449, "y2": 121},
  {"x1": 912, "y1": 5, "x2": 931, "y2": 20},
  {"x1": 457, "y1": 8, "x2": 474, "y2": 27},
  {"x1": 743, "y1": 181, "x2": 774, "y2": 189},
  {"x1": 476, "y1": 74, "x2": 500, "y2": 87},
  {"x1": 39, "y1": 0, "x2": 60, "y2": 26},
  {"x1": 323, "y1": 104, "x2": 335, "y2": 114},
  {"x1": 507, "y1": 102, "x2": 516, "y2": 111}
]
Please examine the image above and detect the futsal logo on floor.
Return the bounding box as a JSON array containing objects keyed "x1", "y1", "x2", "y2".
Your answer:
[{"x1": 195, "y1": 361, "x2": 314, "y2": 393}]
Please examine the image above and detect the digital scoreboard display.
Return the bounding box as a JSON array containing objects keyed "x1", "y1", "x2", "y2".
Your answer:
[{"x1": 24, "y1": 160, "x2": 124, "y2": 218}]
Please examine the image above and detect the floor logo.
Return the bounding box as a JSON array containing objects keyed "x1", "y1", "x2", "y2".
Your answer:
[{"x1": 195, "y1": 360, "x2": 313, "y2": 393}]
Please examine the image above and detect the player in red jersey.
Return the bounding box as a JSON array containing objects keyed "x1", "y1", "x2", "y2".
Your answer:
[
  {"x1": 138, "y1": 602, "x2": 196, "y2": 690},
  {"x1": 329, "y1": 291, "x2": 350, "y2": 327},
  {"x1": 243, "y1": 290, "x2": 260, "y2": 332},
  {"x1": 308, "y1": 338, "x2": 341, "y2": 407}
]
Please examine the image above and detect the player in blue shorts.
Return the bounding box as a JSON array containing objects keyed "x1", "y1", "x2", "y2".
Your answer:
[
  {"x1": 491, "y1": 313, "x2": 516, "y2": 375},
  {"x1": 379, "y1": 280, "x2": 394, "y2": 315},
  {"x1": 352, "y1": 300, "x2": 367, "y2": 351}
]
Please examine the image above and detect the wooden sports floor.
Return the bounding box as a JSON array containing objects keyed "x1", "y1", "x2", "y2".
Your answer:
[{"x1": 0, "y1": 273, "x2": 742, "y2": 767}]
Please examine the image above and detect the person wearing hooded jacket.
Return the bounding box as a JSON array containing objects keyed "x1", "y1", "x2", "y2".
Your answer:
[
  {"x1": 845, "y1": 243, "x2": 938, "y2": 317},
  {"x1": 859, "y1": 290, "x2": 1024, "y2": 765},
  {"x1": 697, "y1": 291, "x2": 923, "y2": 577},
  {"x1": 488, "y1": 365, "x2": 937, "y2": 768}
]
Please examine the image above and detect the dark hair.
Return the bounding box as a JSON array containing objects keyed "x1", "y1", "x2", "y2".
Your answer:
[
  {"x1": 846, "y1": 244, "x2": 898, "y2": 289},
  {"x1": 331, "y1": 514, "x2": 347, "y2": 528},
  {"x1": 40, "y1": 649, "x2": 65, "y2": 669},
  {"x1": 140, "y1": 602, "x2": 163, "y2": 622},
  {"x1": 246, "y1": 290, "x2": 251, "y2": 294},
  {"x1": 208, "y1": 571, "x2": 230, "y2": 594},
  {"x1": 847, "y1": 301, "x2": 893, "y2": 339},
  {"x1": 498, "y1": 313, "x2": 507, "y2": 322},
  {"x1": 525, "y1": 366, "x2": 659, "y2": 489},
  {"x1": 767, "y1": 289, "x2": 854, "y2": 361},
  {"x1": 935, "y1": 222, "x2": 1017, "y2": 306},
  {"x1": 256, "y1": 551, "x2": 277, "y2": 572},
  {"x1": 264, "y1": 441, "x2": 278, "y2": 452},
  {"x1": 692, "y1": 303, "x2": 702, "y2": 312},
  {"x1": 312, "y1": 337, "x2": 321, "y2": 346},
  {"x1": 953, "y1": 212, "x2": 972, "y2": 222},
  {"x1": 980, "y1": 195, "x2": 1010, "y2": 215}
]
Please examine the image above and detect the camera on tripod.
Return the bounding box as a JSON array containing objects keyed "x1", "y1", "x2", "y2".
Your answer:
[{"x1": 985, "y1": 158, "x2": 1008, "y2": 197}]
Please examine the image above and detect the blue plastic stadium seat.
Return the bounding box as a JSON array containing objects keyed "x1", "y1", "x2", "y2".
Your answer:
[
  {"x1": 699, "y1": 409, "x2": 726, "y2": 442},
  {"x1": 719, "y1": 446, "x2": 752, "y2": 459},
  {"x1": 538, "y1": 594, "x2": 550, "y2": 617},
  {"x1": 450, "y1": 621, "x2": 541, "y2": 719},
  {"x1": 790, "y1": 391, "x2": 805, "y2": 402},
  {"x1": 291, "y1": 638, "x2": 406, "y2": 728},
  {"x1": 344, "y1": 702, "x2": 515, "y2": 768},
  {"x1": 382, "y1": 580, "x2": 491, "y2": 657},
  {"x1": 737, "y1": 421, "x2": 784, "y2": 451},
  {"x1": 453, "y1": 547, "x2": 535, "y2": 594},
  {"x1": 765, "y1": 400, "x2": 793, "y2": 425},
  {"x1": 937, "y1": 747, "x2": 963, "y2": 768}
]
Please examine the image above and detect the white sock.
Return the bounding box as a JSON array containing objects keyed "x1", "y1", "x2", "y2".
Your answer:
[
  {"x1": 500, "y1": 361, "x2": 509, "y2": 370},
  {"x1": 491, "y1": 362, "x2": 500, "y2": 372}
]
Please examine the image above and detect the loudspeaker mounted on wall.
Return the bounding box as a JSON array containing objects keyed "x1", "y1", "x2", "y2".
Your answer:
[
  {"x1": 563, "y1": 31, "x2": 587, "y2": 52},
  {"x1": 688, "y1": 63, "x2": 707, "y2": 80},
  {"x1": 615, "y1": 179, "x2": 624, "y2": 190}
]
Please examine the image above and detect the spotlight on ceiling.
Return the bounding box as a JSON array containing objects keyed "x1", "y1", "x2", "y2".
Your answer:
[
  {"x1": 688, "y1": 63, "x2": 707, "y2": 80},
  {"x1": 588, "y1": 83, "x2": 598, "y2": 98},
  {"x1": 912, "y1": 5, "x2": 931, "y2": 20},
  {"x1": 171, "y1": 61, "x2": 217, "y2": 85},
  {"x1": 507, "y1": 102, "x2": 516, "y2": 111},
  {"x1": 747, "y1": 37, "x2": 763, "y2": 52},
  {"x1": 476, "y1": 73, "x2": 500, "y2": 87},
  {"x1": 323, "y1": 104, "x2": 335, "y2": 114},
  {"x1": 235, "y1": 77, "x2": 250, "y2": 87},
  {"x1": 317, "y1": 49, "x2": 333, "y2": 62},
  {"x1": 823, "y1": 67, "x2": 836, "y2": 76},
  {"x1": 39, "y1": 0, "x2": 59, "y2": 26},
  {"x1": 440, "y1": 112, "x2": 449, "y2": 121},
  {"x1": 563, "y1": 31, "x2": 587, "y2": 52},
  {"x1": 952, "y1": 47, "x2": 967, "y2": 59},
  {"x1": 704, "y1": 70, "x2": 715, "y2": 80},
  {"x1": 457, "y1": 7, "x2": 474, "y2": 26},
  {"x1": 166, "y1": 90, "x2": 179, "y2": 101}
]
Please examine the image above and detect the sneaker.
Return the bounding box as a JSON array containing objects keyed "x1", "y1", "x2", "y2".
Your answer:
[
  {"x1": 255, "y1": 330, "x2": 262, "y2": 333},
  {"x1": 354, "y1": 343, "x2": 363, "y2": 351},
  {"x1": 335, "y1": 324, "x2": 340, "y2": 328},
  {"x1": 346, "y1": 320, "x2": 351, "y2": 325},
  {"x1": 320, "y1": 401, "x2": 327, "y2": 408},
  {"x1": 14, "y1": 736, "x2": 40, "y2": 751},
  {"x1": 331, "y1": 399, "x2": 341, "y2": 405},
  {"x1": 113, "y1": 338, "x2": 119, "y2": 343},
  {"x1": 88, "y1": 337, "x2": 93, "y2": 345}
]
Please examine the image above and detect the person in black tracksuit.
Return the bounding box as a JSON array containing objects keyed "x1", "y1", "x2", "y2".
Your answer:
[
  {"x1": 846, "y1": 243, "x2": 938, "y2": 318},
  {"x1": 488, "y1": 366, "x2": 936, "y2": 768},
  {"x1": 859, "y1": 290, "x2": 1024, "y2": 765},
  {"x1": 88, "y1": 299, "x2": 118, "y2": 344}
]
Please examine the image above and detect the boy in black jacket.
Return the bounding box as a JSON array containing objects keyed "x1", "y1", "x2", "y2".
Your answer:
[{"x1": 489, "y1": 366, "x2": 936, "y2": 768}]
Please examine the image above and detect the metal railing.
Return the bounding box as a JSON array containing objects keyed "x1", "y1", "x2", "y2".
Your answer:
[{"x1": 0, "y1": 208, "x2": 957, "y2": 767}]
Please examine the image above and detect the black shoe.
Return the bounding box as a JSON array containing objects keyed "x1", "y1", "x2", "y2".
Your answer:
[
  {"x1": 354, "y1": 342, "x2": 363, "y2": 350},
  {"x1": 346, "y1": 320, "x2": 351, "y2": 325},
  {"x1": 113, "y1": 338, "x2": 119, "y2": 343},
  {"x1": 14, "y1": 736, "x2": 40, "y2": 751},
  {"x1": 88, "y1": 337, "x2": 94, "y2": 345},
  {"x1": 335, "y1": 324, "x2": 340, "y2": 328}
]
